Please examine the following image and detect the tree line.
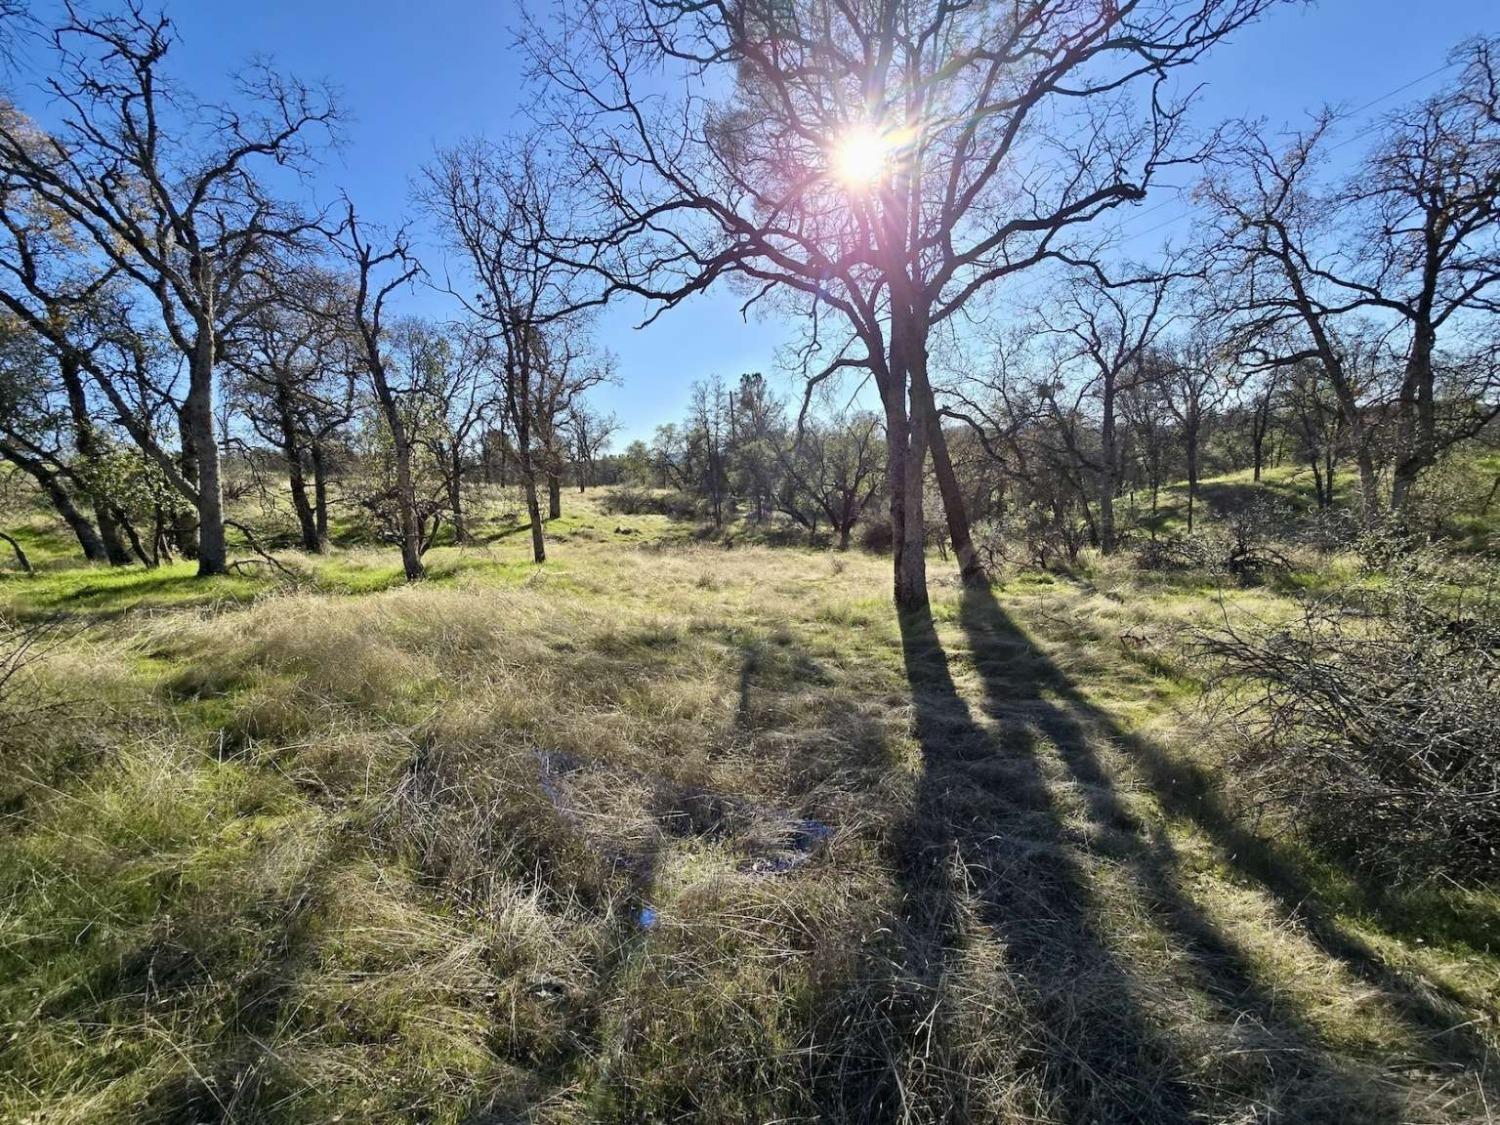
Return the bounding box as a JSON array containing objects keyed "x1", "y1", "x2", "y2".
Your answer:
[
  {"x1": 2, "y1": 2, "x2": 1496, "y2": 607},
  {"x1": 0, "y1": 6, "x2": 618, "y2": 580}
]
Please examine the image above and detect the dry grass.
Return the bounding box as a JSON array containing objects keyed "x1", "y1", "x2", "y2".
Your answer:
[{"x1": 0, "y1": 490, "x2": 1495, "y2": 1122}]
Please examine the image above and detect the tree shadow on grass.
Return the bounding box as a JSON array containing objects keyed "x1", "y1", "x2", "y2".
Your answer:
[
  {"x1": 888, "y1": 585, "x2": 1470, "y2": 1123},
  {"x1": 962, "y1": 587, "x2": 1500, "y2": 1078}
]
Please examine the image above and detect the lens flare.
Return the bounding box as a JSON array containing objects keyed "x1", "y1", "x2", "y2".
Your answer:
[{"x1": 831, "y1": 126, "x2": 892, "y2": 189}]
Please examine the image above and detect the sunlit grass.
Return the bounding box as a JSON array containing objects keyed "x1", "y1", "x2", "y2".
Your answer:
[{"x1": 0, "y1": 486, "x2": 1494, "y2": 1122}]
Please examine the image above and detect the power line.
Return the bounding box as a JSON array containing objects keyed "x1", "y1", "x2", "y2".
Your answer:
[{"x1": 1102, "y1": 56, "x2": 1463, "y2": 246}]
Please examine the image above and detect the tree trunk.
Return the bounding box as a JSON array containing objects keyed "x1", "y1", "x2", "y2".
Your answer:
[
  {"x1": 895, "y1": 387, "x2": 930, "y2": 611},
  {"x1": 449, "y1": 451, "x2": 470, "y2": 544},
  {"x1": 182, "y1": 332, "x2": 227, "y2": 575},
  {"x1": 59, "y1": 355, "x2": 134, "y2": 566},
  {"x1": 44, "y1": 471, "x2": 107, "y2": 560},
  {"x1": 1099, "y1": 382, "x2": 1118, "y2": 554},
  {"x1": 547, "y1": 472, "x2": 562, "y2": 520},
  {"x1": 311, "y1": 442, "x2": 330, "y2": 551},
  {"x1": 0, "y1": 530, "x2": 33, "y2": 575},
  {"x1": 287, "y1": 449, "x2": 320, "y2": 553},
  {"x1": 912, "y1": 354, "x2": 985, "y2": 587},
  {"x1": 525, "y1": 473, "x2": 546, "y2": 563},
  {"x1": 0, "y1": 439, "x2": 108, "y2": 561},
  {"x1": 1250, "y1": 398, "x2": 1269, "y2": 483},
  {"x1": 94, "y1": 503, "x2": 134, "y2": 566},
  {"x1": 173, "y1": 412, "x2": 200, "y2": 560},
  {"x1": 1391, "y1": 321, "x2": 1438, "y2": 512},
  {"x1": 1185, "y1": 431, "x2": 1199, "y2": 532},
  {"x1": 274, "y1": 387, "x2": 321, "y2": 554},
  {"x1": 889, "y1": 424, "x2": 927, "y2": 609},
  {"x1": 184, "y1": 391, "x2": 226, "y2": 575},
  {"x1": 119, "y1": 515, "x2": 155, "y2": 568},
  {"x1": 393, "y1": 439, "x2": 426, "y2": 581}
]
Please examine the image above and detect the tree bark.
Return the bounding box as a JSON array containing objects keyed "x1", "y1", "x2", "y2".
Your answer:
[
  {"x1": 1185, "y1": 427, "x2": 1200, "y2": 532},
  {"x1": 182, "y1": 341, "x2": 227, "y2": 576},
  {"x1": 393, "y1": 438, "x2": 426, "y2": 581},
  {"x1": 911, "y1": 346, "x2": 985, "y2": 586},
  {"x1": 58, "y1": 355, "x2": 134, "y2": 566},
  {"x1": 524, "y1": 472, "x2": 546, "y2": 563},
  {"x1": 170, "y1": 411, "x2": 200, "y2": 559},
  {"x1": 287, "y1": 449, "x2": 320, "y2": 553},
  {"x1": 547, "y1": 472, "x2": 562, "y2": 520},
  {"x1": 1099, "y1": 382, "x2": 1118, "y2": 554},
  {"x1": 310, "y1": 442, "x2": 330, "y2": 551},
  {"x1": 449, "y1": 450, "x2": 470, "y2": 544},
  {"x1": 0, "y1": 440, "x2": 107, "y2": 561},
  {"x1": 0, "y1": 530, "x2": 33, "y2": 575}
]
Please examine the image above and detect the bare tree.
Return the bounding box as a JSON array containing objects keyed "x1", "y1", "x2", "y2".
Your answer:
[
  {"x1": 1240, "y1": 366, "x2": 1284, "y2": 482},
  {"x1": 1162, "y1": 328, "x2": 1230, "y2": 530},
  {"x1": 413, "y1": 321, "x2": 495, "y2": 545},
  {"x1": 328, "y1": 201, "x2": 425, "y2": 581},
  {"x1": 422, "y1": 138, "x2": 605, "y2": 564},
  {"x1": 0, "y1": 315, "x2": 112, "y2": 560},
  {"x1": 526, "y1": 0, "x2": 1282, "y2": 606},
  {"x1": 688, "y1": 377, "x2": 731, "y2": 527},
  {"x1": 1203, "y1": 36, "x2": 1500, "y2": 514},
  {"x1": 568, "y1": 401, "x2": 619, "y2": 493},
  {"x1": 1038, "y1": 270, "x2": 1180, "y2": 552},
  {"x1": 0, "y1": 6, "x2": 335, "y2": 575},
  {"x1": 0, "y1": 133, "x2": 154, "y2": 565},
  {"x1": 1281, "y1": 358, "x2": 1343, "y2": 509},
  {"x1": 226, "y1": 268, "x2": 356, "y2": 553},
  {"x1": 777, "y1": 410, "x2": 885, "y2": 550}
]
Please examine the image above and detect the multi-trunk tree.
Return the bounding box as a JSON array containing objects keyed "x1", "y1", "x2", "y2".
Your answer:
[
  {"x1": 330, "y1": 202, "x2": 426, "y2": 581},
  {"x1": 226, "y1": 269, "x2": 356, "y2": 554},
  {"x1": 1038, "y1": 270, "x2": 1180, "y2": 552}
]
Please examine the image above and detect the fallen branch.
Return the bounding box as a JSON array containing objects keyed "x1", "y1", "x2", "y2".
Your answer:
[
  {"x1": 224, "y1": 520, "x2": 302, "y2": 582},
  {"x1": 0, "y1": 529, "x2": 33, "y2": 575}
]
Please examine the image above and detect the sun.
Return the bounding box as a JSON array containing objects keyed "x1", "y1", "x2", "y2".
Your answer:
[{"x1": 831, "y1": 126, "x2": 892, "y2": 189}]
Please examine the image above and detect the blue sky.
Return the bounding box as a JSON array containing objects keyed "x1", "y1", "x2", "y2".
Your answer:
[{"x1": 13, "y1": 1, "x2": 1500, "y2": 444}]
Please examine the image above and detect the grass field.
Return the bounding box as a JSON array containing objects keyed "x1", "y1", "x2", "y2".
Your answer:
[{"x1": 1, "y1": 488, "x2": 1496, "y2": 1123}]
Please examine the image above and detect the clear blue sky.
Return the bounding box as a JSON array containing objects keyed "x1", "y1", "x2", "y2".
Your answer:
[{"x1": 15, "y1": 1, "x2": 1500, "y2": 445}]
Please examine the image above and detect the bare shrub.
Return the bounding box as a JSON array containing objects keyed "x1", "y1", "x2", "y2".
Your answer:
[
  {"x1": 1134, "y1": 499, "x2": 1294, "y2": 586},
  {"x1": 1202, "y1": 553, "x2": 1500, "y2": 885},
  {"x1": 972, "y1": 502, "x2": 1090, "y2": 574},
  {"x1": 600, "y1": 486, "x2": 701, "y2": 520},
  {"x1": 859, "y1": 517, "x2": 893, "y2": 554}
]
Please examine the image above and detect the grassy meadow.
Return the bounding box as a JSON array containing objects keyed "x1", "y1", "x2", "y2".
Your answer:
[{"x1": 0, "y1": 485, "x2": 1496, "y2": 1123}]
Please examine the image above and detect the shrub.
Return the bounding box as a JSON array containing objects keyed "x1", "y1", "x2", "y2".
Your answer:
[
  {"x1": 600, "y1": 486, "x2": 701, "y2": 520},
  {"x1": 858, "y1": 518, "x2": 893, "y2": 554},
  {"x1": 1134, "y1": 499, "x2": 1293, "y2": 586},
  {"x1": 1202, "y1": 552, "x2": 1500, "y2": 886}
]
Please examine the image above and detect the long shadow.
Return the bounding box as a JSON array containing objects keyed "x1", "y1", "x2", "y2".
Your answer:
[
  {"x1": 893, "y1": 586, "x2": 1444, "y2": 1122},
  {"x1": 898, "y1": 600, "x2": 1196, "y2": 1123},
  {"x1": 959, "y1": 588, "x2": 1500, "y2": 1078}
]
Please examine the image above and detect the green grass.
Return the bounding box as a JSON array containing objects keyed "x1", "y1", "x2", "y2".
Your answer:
[
  {"x1": 0, "y1": 487, "x2": 1495, "y2": 1123},
  {"x1": 1132, "y1": 447, "x2": 1500, "y2": 550}
]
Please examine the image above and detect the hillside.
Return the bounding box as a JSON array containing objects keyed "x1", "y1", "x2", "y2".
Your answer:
[{"x1": 1, "y1": 489, "x2": 1495, "y2": 1123}]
